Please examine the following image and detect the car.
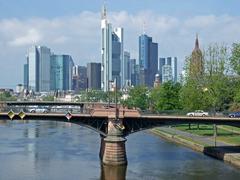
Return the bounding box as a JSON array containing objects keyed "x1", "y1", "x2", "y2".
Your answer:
[
  {"x1": 29, "y1": 107, "x2": 49, "y2": 113},
  {"x1": 229, "y1": 112, "x2": 240, "y2": 118},
  {"x1": 186, "y1": 110, "x2": 209, "y2": 117}
]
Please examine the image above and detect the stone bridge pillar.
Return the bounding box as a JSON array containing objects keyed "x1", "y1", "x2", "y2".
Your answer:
[{"x1": 102, "y1": 118, "x2": 127, "y2": 166}]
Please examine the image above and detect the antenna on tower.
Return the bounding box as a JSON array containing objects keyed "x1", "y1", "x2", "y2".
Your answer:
[
  {"x1": 101, "y1": 0, "x2": 107, "y2": 19},
  {"x1": 142, "y1": 21, "x2": 146, "y2": 34}
]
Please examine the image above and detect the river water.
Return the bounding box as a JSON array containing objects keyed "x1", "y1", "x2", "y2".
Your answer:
[{"x1": 0, "y1": 120, "x2": 239, "y2": 180}]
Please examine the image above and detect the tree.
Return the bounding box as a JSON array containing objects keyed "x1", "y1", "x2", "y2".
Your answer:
[
  {"x1": 150, "y1": 81, "x2": 182, "y2": 112},
  {"x1": 121, "y1": 86, "x2": 149, "y2": 110},
  {"x1": 230, "y1": 43, "x2": 240, "y2": 75},
  {"x1": 0, "y1": 92, "x2": 17, "y2": 101}
]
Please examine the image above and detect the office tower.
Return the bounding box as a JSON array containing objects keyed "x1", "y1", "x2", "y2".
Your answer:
[
  {"x1": 159, "y1": 57, "x2": 178, "y2": 83},
  {"x1": 101, "y1": 5, "x2": 124, "y2": 91},
  {"x1": 122, "y1": 51, "x2": 131, "y2": 88},
  {"x1": 139, "y1": 34, "x2": 158, "y2": 87},
  {"x1": 112, "y1": 28, "x2": 123, "y2": 89},
  {"x1": 101, "y1": 5, "x2": 112, "y2": 92},
  {"x1": 190, "y1": 35, "x2": 203, "y2": 79},
  {"x1": 23, "y1": 61, "x2": 29, "y2": 89},
  {"x1": 50, "y1": 55, "x2": 74, "y2": 91},
  {"x1": 87, "y1": 62, "x2": 101, "y2": 90},
  {"x1": 27, "y1": 45, "x2": 51, "y2": 92},
  {"x1": 130, "y1": 59, "x2": 137, "y2": 86},
  {"x1": 72, "y1": 65, "x2": 87, "y2": 91}
]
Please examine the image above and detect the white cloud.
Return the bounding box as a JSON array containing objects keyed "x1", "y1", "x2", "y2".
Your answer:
[
  {"x1": 0, "y1": 11, "x2": 240, "y2": 87},
  {"x1": 9, "y1": 28, "x2": 42, "y2": 46}
]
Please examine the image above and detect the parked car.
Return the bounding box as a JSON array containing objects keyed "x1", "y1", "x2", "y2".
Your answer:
[
  {"x1": 229, "y1": 112, "x2": 240, "y2": 118},
  {"x1": 186, "y1": 110, "x2": 209, "y2": 117},
  {"x1": 29, "y1": 107, "x2": 49, "y2": 113}
]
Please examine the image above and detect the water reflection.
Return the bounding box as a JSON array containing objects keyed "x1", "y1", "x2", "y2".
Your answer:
[{"x1": 101, "y1": 165, "x2": 127, "y2": 180}]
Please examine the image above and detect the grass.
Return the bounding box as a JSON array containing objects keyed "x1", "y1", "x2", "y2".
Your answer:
[{"x1": 173, "y1": 124, "x2": 240, "y2": 145}]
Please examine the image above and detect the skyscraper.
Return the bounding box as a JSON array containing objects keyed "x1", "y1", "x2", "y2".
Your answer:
[
  {"x1": 130, "y1": 59, "x2": 137, "y2": 86},
  {"x1": 27, "y1": 45, "x2": 51, "y2": 92},
  {"x1": 87, "y1": 62, "x2": 101, "y2": 90},
  {"x1": 101, "y1": 5, "x2": 112, "y2": 92},
  {"x1": 72, "y1": 65, "x2": 87, "y2": 91},
  {"x1": 23, "y1": 60, "x2": 29, "y2": 90},
  {"x1": 139, "y1": 34, "x2": 158, "y2": 87},
  {"x1": 112, "y1": 28, "x2": 123, "y2": 89},
  {"x1": 101, "y1": 5, "x2": 124, "y2": 91},
  {"x1": 159, "y1": 57, "x2": 178, "y2": 83},
  {"x1": 50, "y1": 55, "x2": 74, "y2": 91},
  {"x1": 122, "y1": 51, "x2": 131, "y2": 88}
]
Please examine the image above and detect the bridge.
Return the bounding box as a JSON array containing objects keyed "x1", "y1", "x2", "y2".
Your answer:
[{"x1": 1, "y1": 101, "x2": 240, "y2": 166}]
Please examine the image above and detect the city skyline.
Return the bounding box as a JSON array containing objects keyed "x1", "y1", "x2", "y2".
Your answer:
[{"x1": 1, "y1": 0, "x2": 240, "y2": 88}]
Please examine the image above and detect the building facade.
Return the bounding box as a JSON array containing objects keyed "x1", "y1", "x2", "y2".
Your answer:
[
  {"x1": 87, "y1": 62, "x2": 101, "y2": 90},
  {"x1": 72, "y1": 65, "x2": 87, "y2": 91},
  {"x1": 159, "y1": 57, "x2": 178, "y2": 83},
  {"x1": 139, "y1": 34, "x2": 158, "y2": 87},
  {"x1": 27, "y1": 46, "x2": 51, "y2": 92},
  {"x1": 50, "y1": 55, "x2": 74, "y2": 91}
]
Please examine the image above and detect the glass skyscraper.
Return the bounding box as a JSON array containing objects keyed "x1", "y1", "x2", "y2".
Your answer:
[
  {"x1": 50, "y1": 55, "x2": 74, "y2": 91},
  {"x1": 139, "y1": 34, "x2": 158, "y2": 87},
  {"x1": 101, "y1": 5, "x2": 124, "y2": 91},
  {"x1": 87, "y1": 62, "x2": 101, "y2": 90},
  {"x1": 27, "y1": 45, "x2": 51, "y2": 92}
]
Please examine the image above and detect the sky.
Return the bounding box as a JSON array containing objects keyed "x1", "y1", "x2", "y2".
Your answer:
[{"x1": 0, "y1": 0, "x2": 240, "y2": 88}]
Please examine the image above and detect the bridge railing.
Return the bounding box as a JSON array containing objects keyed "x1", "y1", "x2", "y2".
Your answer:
[{"x1": 1, "y1": 105, "x2": 92, "y2": 114}]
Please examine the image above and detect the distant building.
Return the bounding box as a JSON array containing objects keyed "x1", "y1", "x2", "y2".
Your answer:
[
  {"x1": 50, "y1": 55, "x2": 74, "y2": 91},
  {"x1": 159, "y1": 57, "x2": 178, "y2": 83},
  {"x1": 101, "y1": 5, "x2": 124, "y2": 91},
  {"x1": 16, "y1": 84, "x2": 24, "y2": 94},
  {"x1": 87, "y1": 62, "x2": 101, "y2": 90},
  {"x1": 72, "y1": 65, "x2": 87, "y2": 91},
  {"x1": 189, "y1": 35, "x2": 203, "y2": 79},
  {"x1": 130, "y1": 59, "x2": 137, "y2": 86},
  {"x1": 139, "y1": 34, "x2": 158, "y2": 87},
  {"x1": 112, "y1": 28, "x2": 123, "y2": 89},
  {"x1": 23, "y1": 62, "x2": 29, "y2": 89},
  {"x1": 122, "y1": 51, "x2": 131, "y2": 88},
  {"x1": 27, "y1": 45, "x2": 51, "y2": 92}
]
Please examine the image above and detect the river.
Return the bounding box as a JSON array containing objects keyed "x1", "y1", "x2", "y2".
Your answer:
[{"x1": 0, "y1": 120, "x2": 239, "y2": 180}]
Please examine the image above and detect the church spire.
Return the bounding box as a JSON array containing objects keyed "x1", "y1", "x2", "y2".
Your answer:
[{"x1": 194, "y1": 33, "x2": 199, "y2": 50}]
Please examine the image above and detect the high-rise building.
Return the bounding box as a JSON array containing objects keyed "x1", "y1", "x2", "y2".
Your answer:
[
  {"x1": 122, "y1": 51, "x2": 131, "y2": 88},
  {"x1": 87, "y1": 62, "x2": 101, "y2": 90},
  {"x1": 130, "y1": 59, "x2": 137, "y2": 86},
  {"x1": 27, "y1": 46, "x2": 51, "y2": 92},
  {"x1": 112, "y1": 28, "x2": 123, "y2": 89},
  {"x1": 72, "y1": 65, "x2": 87, "y2": 91},
  {"x1": 101, "y1": 5, "x2": 112, "y2": 92},
  {"x1": 101, "y1": 5, "x2": 124, "y2": 91},
  {"x1": 139, "y1": 34, "x2": 158, "y2": 87},
  {"x1": 23, "y1": 61, "x2": 29, "y2": 89},
  {"x1": 50, "y1": 55, "x2": 74, "y2": 91},
  {"x1": 159, "y1": 57, "x2": 178, "y2": 83}
]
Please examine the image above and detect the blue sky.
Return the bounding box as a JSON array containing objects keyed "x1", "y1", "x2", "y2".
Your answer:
[
  {"x1": 1, "y1": 0, "x2": 240, "y2": 18},
  {"x1": 0, "y1": 0, "x2": 240, "y2": 88}
]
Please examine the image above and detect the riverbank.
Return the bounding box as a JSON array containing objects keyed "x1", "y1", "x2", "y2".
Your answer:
[{"x1": 151, "y1": 127, "x2": 240, "y2": 168}]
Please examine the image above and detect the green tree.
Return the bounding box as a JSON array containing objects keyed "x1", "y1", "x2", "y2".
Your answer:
[
  {"x1": 150, "y1": 81, "x2": 182, "y2": 112},
  {"x1": 230, "y1": 43, "x2": 240, "y2": 75},
  {"x1": 0, "y1": 92, "x2": 17, "y2": 101},
  {"x1": 122, "y1": 86, "x2": 149, "y2": 110},
  {"x1": 42, "y1": 95, "x2": 54, "y2": 101}
]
